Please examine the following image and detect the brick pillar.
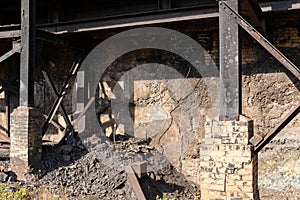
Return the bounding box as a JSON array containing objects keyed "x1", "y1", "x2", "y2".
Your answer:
[
  {"x1": 10, "y1": 106, "x2": 42, "y2": 180},
  {"x1": 200, "y1": 115, "x2": 259, "y2": 199}
]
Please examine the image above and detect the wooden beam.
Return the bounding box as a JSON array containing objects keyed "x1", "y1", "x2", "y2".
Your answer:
[{"x1": 42, "y1": 62, "x2": 81, "y2": 136}]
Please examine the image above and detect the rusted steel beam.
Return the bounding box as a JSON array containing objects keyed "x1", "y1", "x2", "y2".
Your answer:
[
  {"x1": 0, "y1": 50, "x2": 16, "y2": 63},
  {"x1": 0, "y1": 30, "x2": 21, "y2": 39},
  {"x1": 219, "y1": 0, "x2": 241, "y2": 121},
  {"x1": 42, "y1": 62, "x2": 81, "y2": 136},
  {"x1": 0, "y1": 42, "x2": 20, "y2": 63},
  {"x1": 220, "y1": 1, "x2": 300, "y2": 80},
  {"x1": 42, "y1": 70, "x2": 72, "y2": 130},
  {"x1": 37, "y1": 5, "x2": 218, "y2": 34},
  {"x1": 241, "y1": 0, "x2": 265, "y2": 32},
  {"x1": 126, "y1": 165, "x2": 147, "y2": 200},
  {"x1": 20, "y1": 0, "x2": 36, "y2": 106},
  {"x1": 254, "y1": 104, "x2": 300, "y2": 153}
]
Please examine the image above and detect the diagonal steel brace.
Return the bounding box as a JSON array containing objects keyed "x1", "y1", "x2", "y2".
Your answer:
[
  {"x1": 42, "y1": 61, "x2": 81, "y2": 136},
  {"x1": 42, "y1": 69, "x2": 72, "y2": 131},
  {"x1": 0, "y1": 41, "x2": 21, "y2": 63},
  {"x1": 220, "y1": 0, "x2": 300, "y2": 80}
]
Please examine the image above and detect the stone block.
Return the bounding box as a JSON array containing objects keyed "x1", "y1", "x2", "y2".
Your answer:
[{"x1": 249, "y1": 134, "x2": 263, "y2": 146}]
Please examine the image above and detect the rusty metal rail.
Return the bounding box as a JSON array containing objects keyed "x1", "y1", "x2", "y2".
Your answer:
[{"x1": 126, "y1": 163, "x2": 146, "y2": 200}]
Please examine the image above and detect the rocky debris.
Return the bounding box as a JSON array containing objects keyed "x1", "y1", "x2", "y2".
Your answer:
[
  {"x1": 0, "y1": 171, "x2": 8, "y2": 182},
  {"x1": 258, "y1": 142, "x2": 300, "y2": 199},
  {"x1": 14, "y1": 133, "x2": 199, "y2": 199}
]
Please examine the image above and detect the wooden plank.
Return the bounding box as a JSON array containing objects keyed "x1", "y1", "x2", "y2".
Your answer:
[
  {"x1": 72, "y1": 97, "x2": 95, "y2": 127},
  {"x1": 131, "y1": 161, "x2": 147, "y2": 179}
]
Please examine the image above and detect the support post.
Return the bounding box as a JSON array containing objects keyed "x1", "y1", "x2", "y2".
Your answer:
[
  {"x1": 19, "y1": 0, "x2": 35, "y2": 107},
  {"x1": 10, "y1": 0, "x2": 42, "y2": 180},
  {"x1": 219, "y1": 0, "x2": 241, "y2": 120}
]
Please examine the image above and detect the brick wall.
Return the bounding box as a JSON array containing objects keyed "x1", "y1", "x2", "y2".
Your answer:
[
  {"x1": 200, "y1": 116, "x2": 259, "y2": 199},
  {"x1": 10, "y1": 106, "x2": 42, "y2": 179}
]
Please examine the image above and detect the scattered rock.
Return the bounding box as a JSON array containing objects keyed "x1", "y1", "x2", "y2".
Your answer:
[{"x1": 0, "y1": 172, "x2": 8, "y2": 182}]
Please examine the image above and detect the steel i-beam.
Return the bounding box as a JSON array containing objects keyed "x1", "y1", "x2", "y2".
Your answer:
[
  {"x1": 20, "y1": 0, "x2": 36, "y2": 106},
  {"x1": 219, "y1": 0, "x2": 241, "y2": 120}
]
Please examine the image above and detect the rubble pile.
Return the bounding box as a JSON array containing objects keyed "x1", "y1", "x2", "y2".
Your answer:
[{"x1": 24, "y1": 133, "x2": 199, "y2": 199}]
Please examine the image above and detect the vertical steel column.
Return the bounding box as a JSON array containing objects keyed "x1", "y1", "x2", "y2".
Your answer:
[
  {"x1": 20, "y1": 0, "x2": 36, "y2": 106},
  {"x1": 219, "y1": 0, "x2": 241, "y2": 120}
]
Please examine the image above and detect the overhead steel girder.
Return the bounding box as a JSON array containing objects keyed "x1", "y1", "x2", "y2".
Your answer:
[{"x1": 37, "y1": 5, "x2": 219, "y2": 34}]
